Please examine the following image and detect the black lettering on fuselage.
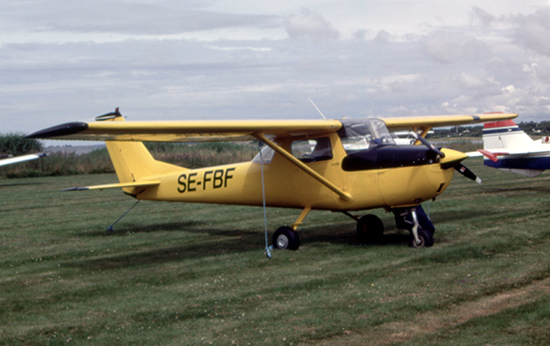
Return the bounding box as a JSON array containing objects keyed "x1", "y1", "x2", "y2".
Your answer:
[
  {"x1": 203, "y1": 171, "x2": 213, "y2": 190},
  {"x1": 188, "y1": 172, "x2": 198, "y2": 192},
  {"x1": 177, "y1": 167, "x2": 236, "y2": 193},
  {"x1": 225, "y1": 167, "x2": 235, "y2": 187},
  {"x1": 177, "y1": 174, "x2": 187, "y2": 193},
  {"x1": 213, "y1": 169, "x2": 224, "y2": 188}
]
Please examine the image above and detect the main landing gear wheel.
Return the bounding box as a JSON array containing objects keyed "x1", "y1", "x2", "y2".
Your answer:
[
  {"x1": 408, "y1": 228, "x2": 434, "y2": 248},
  {"x1": 356, "y1": 214, "x2": 384, "y2": 242},
  {"x1": 273, "y1": 226, "x2": 300, "y2": 250}
]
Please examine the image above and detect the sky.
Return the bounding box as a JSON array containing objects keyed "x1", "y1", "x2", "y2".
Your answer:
[{"x1": 3, "y1": 0, "x2": 550, "y2": 135}]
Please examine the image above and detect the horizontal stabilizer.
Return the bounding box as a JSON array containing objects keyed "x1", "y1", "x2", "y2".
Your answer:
[
  {"x1": 477, "y1": 149, "x2": 500, "y2": 162},
  {"x1": 62, "y1": 180, "x2": 160, "y2": 191}
]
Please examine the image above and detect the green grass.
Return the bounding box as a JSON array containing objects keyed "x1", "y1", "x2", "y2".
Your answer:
[{"x1": 1, "y1": 161, "x2": 550, "y2": 345}]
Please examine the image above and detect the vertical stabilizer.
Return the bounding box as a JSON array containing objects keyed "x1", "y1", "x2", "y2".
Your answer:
[
  {"x1": 99, "y1": 109, "x2": 184, "y2": 184},
  {"x1": 482, "y1": 120, "x2": 534, "y2": 150}
]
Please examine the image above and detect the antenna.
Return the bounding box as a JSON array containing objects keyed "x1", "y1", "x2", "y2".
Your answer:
[{"x1": 307, "y1": 97, "x2": 327, "y2": 119}]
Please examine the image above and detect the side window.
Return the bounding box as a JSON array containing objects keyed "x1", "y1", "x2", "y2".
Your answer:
[
  {"x1": 252, "y1": 145, "x2": 275, "y2": 164},
  {"x1": 291, "y1": 137, "x2": 333, "y2": 162}
]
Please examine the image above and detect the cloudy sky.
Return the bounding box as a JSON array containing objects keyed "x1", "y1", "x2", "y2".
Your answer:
[{"x1": 3, "y1": 0, "x2": 550, "y2": 134}]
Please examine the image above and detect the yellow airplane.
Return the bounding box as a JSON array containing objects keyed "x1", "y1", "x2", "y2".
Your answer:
[{"x1": 27, "y1": 109, "x2": 517, "y2": 250}]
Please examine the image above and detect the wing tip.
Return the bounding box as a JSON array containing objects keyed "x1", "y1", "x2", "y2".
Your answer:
[{"x1": 26, "y1": 122, "x2": 89, "y2": 139}]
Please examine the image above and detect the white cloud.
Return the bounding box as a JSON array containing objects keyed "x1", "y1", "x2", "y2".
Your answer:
[
  {"x1": 469, "y1": 6, "x2": 497, "y2": 27},
  {"x1": 285, "y1": 8, "x2": 340, "y2": 40},
  {"x1": 420, "y1": 31, "x2": 490, "y2": 64},
  {"x1": 454, "y1": 73, "x2": 498, "y2": 92},
  {"x1": 3, "y1": 0, "x2": 550, "y2": 135},
  {"x1": 512, "y1": 9, "x2": 550, "y2": 56}
]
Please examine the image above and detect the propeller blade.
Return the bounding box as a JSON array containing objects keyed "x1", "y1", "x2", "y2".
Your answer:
[
  {"x1": 410, "y1": 132, "x2": 446, "y2": 158},
  {"x1": 455, "y1": 163, "x2": 482, "y2": 184}
]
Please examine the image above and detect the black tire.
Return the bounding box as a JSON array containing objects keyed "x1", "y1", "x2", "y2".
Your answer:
[
  {"x1": 408, "y1": 228, "x2": 434, "y2": 248},
  {"x1": 272, "y1": 226, "x2": 300, "y2": 250},
  {"x1": 357, "y1": 214, "x2": 384, "y2": 241}
]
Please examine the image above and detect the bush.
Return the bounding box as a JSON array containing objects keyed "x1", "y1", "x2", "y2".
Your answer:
[{"x1": 0, "y1": 133, "x2": 43, "y2": 157}]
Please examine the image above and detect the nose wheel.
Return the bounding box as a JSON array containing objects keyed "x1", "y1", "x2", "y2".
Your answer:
[
  {"x1": 408, "y1": 228, "x2": 433, "y2": 248},
  {"x1": 344, "y1": 206, "x2": 435, "y2": 248},
  {"x1": 393, "y1": 206, "x2": 434, "y2": 248}
]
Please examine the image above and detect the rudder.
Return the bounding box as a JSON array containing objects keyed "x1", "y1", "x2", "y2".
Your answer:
[{"x1": 99, "y1": 109, "x2": 184, "y2": 184}]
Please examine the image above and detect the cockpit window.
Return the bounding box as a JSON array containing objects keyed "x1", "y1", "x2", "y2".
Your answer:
[
  {"x1": 338, "y1": 118, "x2": 395, "y2": 152},
  {"x1": 252, "y1": 137, "x2": 333, "y2": 164},
  {"x1": 291, "y1": 137, "x2": 333, "y2": 162}
]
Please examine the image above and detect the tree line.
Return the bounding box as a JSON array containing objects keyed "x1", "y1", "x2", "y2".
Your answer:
[{"x1": 431, "y1": 121, "x2": 550, "y2": 138}]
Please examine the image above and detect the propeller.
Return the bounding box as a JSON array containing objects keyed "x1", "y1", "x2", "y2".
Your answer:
[
  {"x1": 455, "y1": 163, "x2": 482, "y2": 184},
  {"x1": 410, "y1": 132, "x2": 446, "y2": 158},
  {"x1": 410, "y1": 131, "x2": 482, "y2": 184}
]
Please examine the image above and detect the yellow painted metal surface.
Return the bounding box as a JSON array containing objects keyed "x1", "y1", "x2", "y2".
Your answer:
[
  {"x1": 37, "y1": 113, "x2": 517, "y2": 142},
  {"x1": 383, "y1": 113, "x2": 518, "y2": 131},
  {"x1": 115, "y1": 132, "x2": 456, "y2": 212}
]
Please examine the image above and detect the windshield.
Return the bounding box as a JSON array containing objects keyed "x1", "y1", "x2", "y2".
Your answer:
[{"x1": 338, "y1": 118, "x2": 395, "y2": 152}]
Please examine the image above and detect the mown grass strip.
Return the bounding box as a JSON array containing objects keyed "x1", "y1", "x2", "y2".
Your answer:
[{"x1": 1, "y1": 161, "x2": 550, "y2": 345}]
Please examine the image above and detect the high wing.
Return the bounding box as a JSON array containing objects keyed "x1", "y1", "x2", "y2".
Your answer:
[
  {"x1": 27, "y1": 112, "x2": 517, "y2": 142},
  {"x1": 382, "y1": 113, "x2": 518, "y2": 132},
  {"x1": 26, "y1": 119, "x2": 343, "y2": 142},
  {"x1": 0, "y1": 153, "x2": 46, "y2": 167}
]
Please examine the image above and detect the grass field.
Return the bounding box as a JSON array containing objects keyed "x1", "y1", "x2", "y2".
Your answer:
[{"x1": 1, "y1": 160, "x2": 550, "y2": 345}]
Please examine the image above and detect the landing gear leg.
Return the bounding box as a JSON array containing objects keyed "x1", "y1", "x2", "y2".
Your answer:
[{"x1": 410, "y1": 209, "x2": 421, "y2": 245}]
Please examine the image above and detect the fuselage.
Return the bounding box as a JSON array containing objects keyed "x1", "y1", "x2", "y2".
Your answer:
[{"x1": 132, "y1": 132, "x2": 456, "y2": 211}]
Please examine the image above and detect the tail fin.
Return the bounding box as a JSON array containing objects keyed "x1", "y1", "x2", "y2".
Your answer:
[
  {"x1": 99, "y1": 110, "x2": 184, "y2": 184},
  {"x1": 482, "y1": 120, "x2": 534, "y2": 150},
  {"x1": 481, "y1": 119, "x2": 547, "y2": 177}
]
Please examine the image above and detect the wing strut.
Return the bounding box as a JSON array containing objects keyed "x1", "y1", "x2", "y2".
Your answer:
[{"x1": 254, "y1": 133, "x2": 353, "y2": 202}]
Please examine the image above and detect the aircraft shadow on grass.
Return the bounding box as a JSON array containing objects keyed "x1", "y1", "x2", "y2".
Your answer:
[
  {"x1": 427, "y1": 209, "x2": 492, "y2": 226},
  {"x1": 79, "y1": 221, "x2": 206, "y2": 236},
  {"x1": 71, "y1": 221, "x2": 412, "y2": 271},
  {"x1": 483, "y1": 185, "x2": 550, "y2": 194},
  {"x1": 0, "y1": 182, "x2": 45, "y2": 189}
]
